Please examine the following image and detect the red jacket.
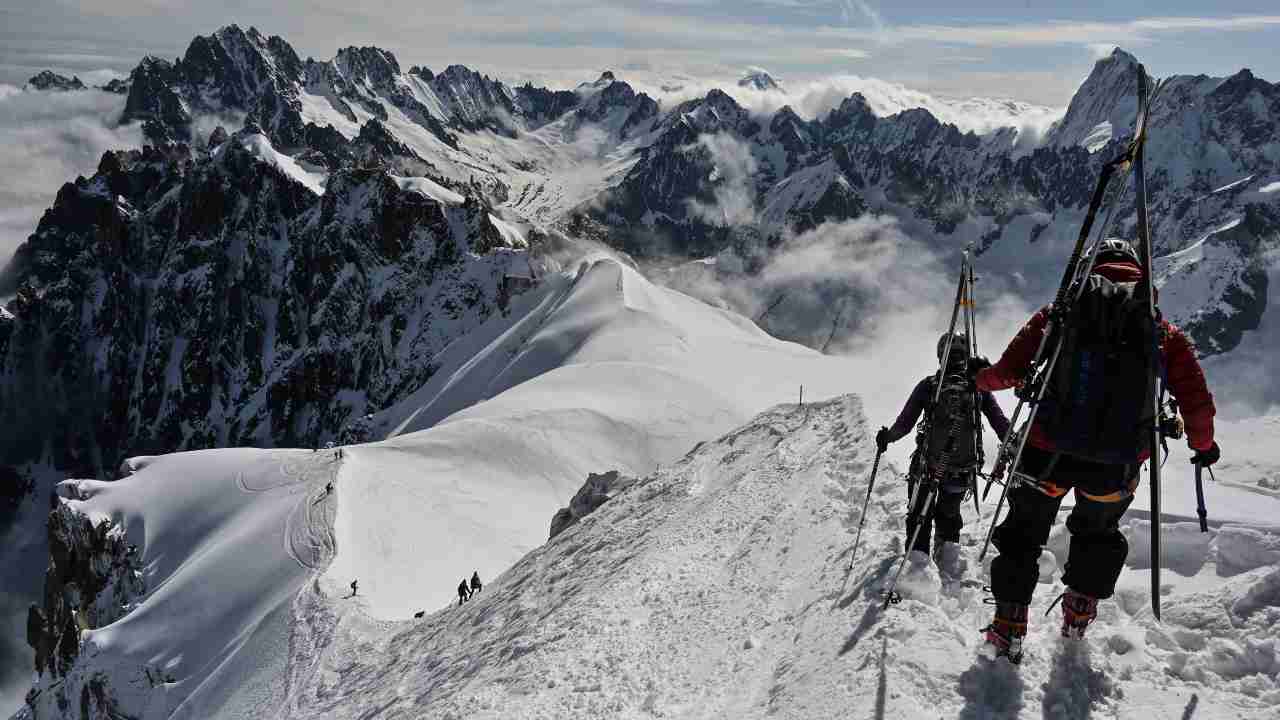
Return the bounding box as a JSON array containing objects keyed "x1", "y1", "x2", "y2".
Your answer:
[{"x1": 976, "y1": 261, "x2": 1216, "y2": 456}]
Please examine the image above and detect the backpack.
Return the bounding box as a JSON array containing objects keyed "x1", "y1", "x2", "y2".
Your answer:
[
  {"x1": 920, "y1": 373, "x2": 980, "y2": 474},
  {"x1": 1038, "y1": 274, "x2": 1159, "y2": 464}
]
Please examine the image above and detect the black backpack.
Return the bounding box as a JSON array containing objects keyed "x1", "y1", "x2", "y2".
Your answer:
[
  {"x1": 920, "y1": 373, "x2": 979, "y2": 472},
  {"x1": 1039, "y1": 274, "x2": 1159, "y2": 464}
]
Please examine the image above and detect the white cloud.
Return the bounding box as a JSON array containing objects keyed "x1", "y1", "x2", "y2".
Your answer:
[
  {"x1": 820, "y1": 48, "x2": 871, "y2": 60},
  {"x1": 0, "y1": 84, "x2": 143, "y2": 268},
  {"x1": 813, "y1": 14, "x2": 1280, "y2": 48},
  {"x1": 685, "y1": 133, "x2": 759, "y2": 226},
  {"x1": 613, "y1": 72, "x2": 1063, "y2": 140},
  {"x1": 653, "y1": 216, "x2": 1035, "y2": 429},
  {"x1": 1088, "y1": 43, "x2": 1121, "y2": 60}
]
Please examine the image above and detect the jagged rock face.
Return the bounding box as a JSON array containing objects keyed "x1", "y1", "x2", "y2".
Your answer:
[
  {"x1": 6, "y1": 28, "x2": 1276, "y2": 486},
  {"x1": 0, "y1": 132, "x2": 525, "y2": 476},
  {"x1": 431, "y1": 65, "x2": 520, "y2": 135},
  {"x1": 25, "y1": 71, "x2": 87, "y2": 92},
  {"x1": 17, "y1": 493, "x2": 145, "y2": 718},
  {"x1": 100, "y1": 78, "x2": 130, "y2": 95},
  {"x1": 29, "y1": 494, "x2": 145, "y2": 679},
  {"x1": 549, "y1": 470, "x2": 637, "y2": 539},
  {"x1": 1157, "y1": 203, "x2": 1275, "y2": 355},
  {"x1": 516, "y1": 84, "x2": 581, "y2": 128},
  {"x1": 581, "y1": 58, "x2": 1276, "y2": 356},
  {"x1": 122, "y1": 57, "x2": 192, "y2": 143},
  {"x1": 352, "y1": 117, "x2": 438, "y2": 175},
  {"x1": 1044, "y1": 48, "x2": 1145, "y2": 149}
]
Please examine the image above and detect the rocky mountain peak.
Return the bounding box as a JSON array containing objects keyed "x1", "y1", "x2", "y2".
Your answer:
[
  {"x1": 432, "y1": 65, "x2": 518, "y2": 133},
  {"x1": 1044, "y1": 46, "x2": 1147, "y2": 149},
  {"x1": 186, "y1": 24, "x2": 303, "y2": 86},
  {"x1": 334, "y1": 45, "x2": 403, "y2": 87},
  {"x1": 24, "y1": 71, "x2": 86, "y2": 92},
  {"x1": 738, "y1": 68, "x2": 780, "y2": 92}
]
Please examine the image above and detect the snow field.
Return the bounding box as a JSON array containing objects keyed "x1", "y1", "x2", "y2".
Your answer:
[
  {"x1": 286, "y1": 397, "x2": 1278, "y2": 719},
  {"x1": 234, "y1": 133, "x2": 327, "y2": 195},
  {"x1": 21, "y1": 448, "x2": 347, "y2": 720},
  {"x1": 330, "y1": 256, "x2": 859, "y2": 619}
]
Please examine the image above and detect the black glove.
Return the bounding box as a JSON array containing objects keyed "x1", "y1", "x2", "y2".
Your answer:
[
  {"x1": 966, "y1": 356, "x2": 992, "y2": 382},
  {"x1": 1191, "y1": 441, "x2": 1220, "y2": 467},
  {"x1": 875, "y1": 426, "x2": 890, "y2": 454}
]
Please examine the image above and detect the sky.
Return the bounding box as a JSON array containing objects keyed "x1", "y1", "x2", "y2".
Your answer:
[{"x1": 1, "y1": 1, "x2": 1278, "y2": 106}]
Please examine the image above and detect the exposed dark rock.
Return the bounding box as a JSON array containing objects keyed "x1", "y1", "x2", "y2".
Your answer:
[
  {"x1": 100, "y1": 78, "x2": 131, "y2": 94},
  {"x1": 25, "y1": 71, "x2": 87, "y2": 92},
  {"x1": 0, "y1": 135, "x2": 525, "y2": 476},
  {"x1": 549, "y1": 470, "x2": 637, "y2": 539},
  {"x1": 28, "y1": 499, "x2": 145, "y2": 677}
]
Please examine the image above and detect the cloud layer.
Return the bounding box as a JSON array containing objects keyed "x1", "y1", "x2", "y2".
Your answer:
[{"x1": 0, "y1": 85, "x2": 142, "y2": 270}]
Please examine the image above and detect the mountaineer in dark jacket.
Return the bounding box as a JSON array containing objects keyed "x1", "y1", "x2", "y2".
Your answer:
[
  {"x1": 974, "y1": 238, "x2": 1218, "y2": 659},
  {"x1": 876, "y1": 332, "x2": 1010, "y2": 561}
]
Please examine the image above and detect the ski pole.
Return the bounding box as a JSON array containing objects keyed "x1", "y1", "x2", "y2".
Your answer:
[
  {"x1": 848, "y1": 447, "x2": 884, "y2": 570},
  {"x1": 1194, "y1": 463, "x2": 1209, "y2": 533}
]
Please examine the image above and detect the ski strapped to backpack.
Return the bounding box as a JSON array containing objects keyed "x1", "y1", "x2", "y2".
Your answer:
[
  {"x1": 964, "y1": 258, "x2": 984, "y2": 517},
  {"x1": 1132, "y1": 69, "x2": 1167, "y2": 619},
  {"x1": 977, "y1": 67, "x2": 1169, "y2": 619},
  {"x1": 882, "y1": 248, "x2": 982, "y2": 608}
]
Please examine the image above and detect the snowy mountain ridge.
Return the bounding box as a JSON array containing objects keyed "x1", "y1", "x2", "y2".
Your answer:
[
  {"x1": 3, "y1": 27, "x2": 1280, "y2": 716},
  {"x1": 19, "y1": 29, "x2": 1276, "y2": 360},
  {"x1": 17, "y1": 387, "x2": 1280, "y2": 718},
  {"x1": 0, "y1": 124, "x2": 527, "y2": 479}
]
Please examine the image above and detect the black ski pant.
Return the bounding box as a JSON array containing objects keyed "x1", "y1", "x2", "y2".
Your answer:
[
  {"x1": 905, "y1": 477, "x2": 964, "y2": 554},
  {"x1": 990, "y1": 447, "x2": 1137, "y2": 605}
]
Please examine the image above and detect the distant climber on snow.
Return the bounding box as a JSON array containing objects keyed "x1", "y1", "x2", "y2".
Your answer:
[
  {"x1": 876, "y1": 332, "x2": 1009, "y2": 564},
  {"x1": 971, "y1": 237, "x2": 1218, "y2": 661},
  {"x1": 470, "y1": 571, "x2": 482, "y2": 595},
  {"x1": 350, "y1": 579, "x2": 358, "y2": 597},
  {"x1": 457, "y1": 579, "x2": 470, "y2": 606}
]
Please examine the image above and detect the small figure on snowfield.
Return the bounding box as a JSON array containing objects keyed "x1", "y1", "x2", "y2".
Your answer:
[
  {"x1": 877, "y1": 332, "x2": 1009, "y2": 563},
  {"x1": 350, "y1": 579, "x2": 358, "y2": 597},
  {"x1": 457, "y1": 579, "x2": 471, "y2": 606},
  {"x1": 470, "y1": 571, "x2": 482, "y2": 595},
  {"x1": 973, "y1": 238, "x2": 1219, "y2": 661}
]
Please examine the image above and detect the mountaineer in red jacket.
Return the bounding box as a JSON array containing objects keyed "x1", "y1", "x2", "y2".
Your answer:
[{"x1": 972, "y1": 238, "x2": 1219, "y2": 661}]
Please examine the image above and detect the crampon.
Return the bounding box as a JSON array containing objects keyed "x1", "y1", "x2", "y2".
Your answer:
[
  {"x1": 1054, "y1": 589, "x2": 1099, "y2": 639},
  {"x1": 983, "y1": 600, "x2": 1028, "y2": 664}
]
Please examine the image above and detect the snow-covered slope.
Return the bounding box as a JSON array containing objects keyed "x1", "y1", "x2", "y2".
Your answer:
[
  {"x1": 24, "y1": 392, "x2": 1280, "y2": 718},
  {"x1": 14, "y1": 255, "x2": 857, "y2": 717},
  {"x1": 306, "y1": 398, "x2": 1274, "y2": 720},
  {"x1": 331, "y1": 256, "x2": 856, "y2": 619}
]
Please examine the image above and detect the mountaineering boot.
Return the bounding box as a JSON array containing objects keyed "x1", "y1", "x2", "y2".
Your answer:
[
  {"x1": 983, "y1": 600, "x2": 1028, "y2": 664},
  {"x1": 933, "y1": 540, "x2": 967, "y2": 578},
  {"x1": 1060, "y1": 588, "x2": 1099, "y2": 639}
]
